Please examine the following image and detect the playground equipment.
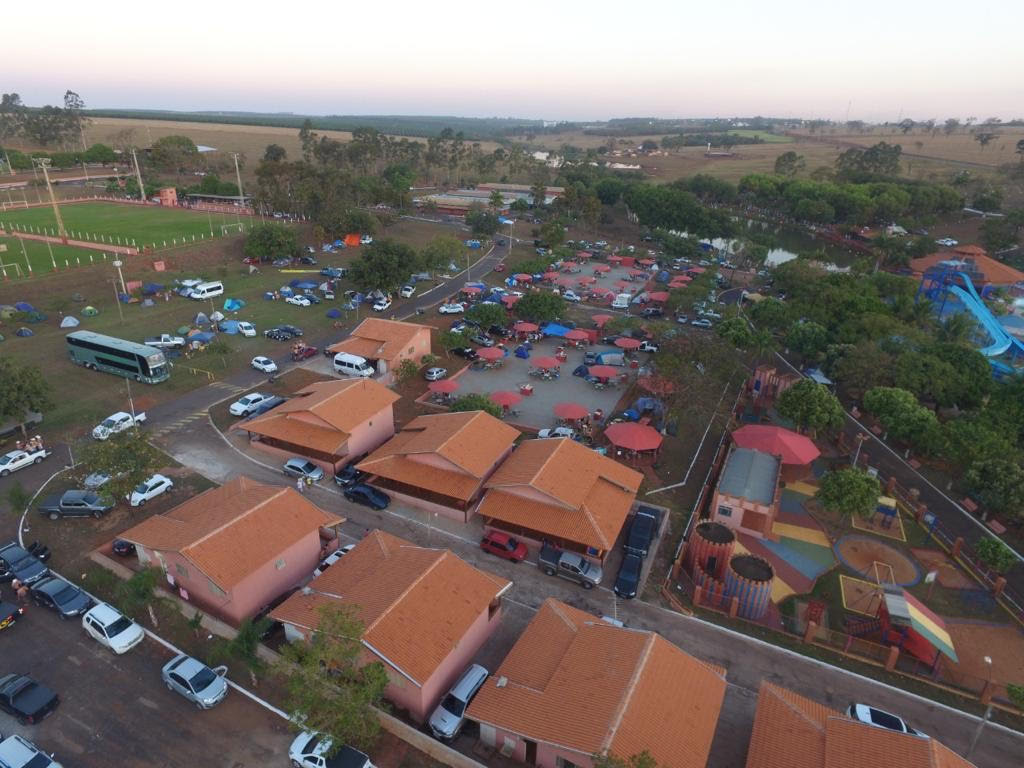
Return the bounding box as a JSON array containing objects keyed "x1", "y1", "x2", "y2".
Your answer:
[{"x1": 917, "y1": 267, "x2": 1024, "y2": 375}]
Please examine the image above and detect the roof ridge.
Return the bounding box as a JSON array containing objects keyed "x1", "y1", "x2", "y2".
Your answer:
[
  {"x1": 602, "y1": 630, "x2": 656, "y2": 750},
  {"x1": 579, "y1": 500, "x2": 611, "y2": 549},
  {"x1": 781, "y1": 686, "x2": 829, "y2": 734},
  {"x1": 547, "y1": 598, "x2": 581, "y2": 632},
  {"x1": 362, "y1": 547, "x2": 446, "y2": 635},
  {"x1": 184, "y1": 483, "x2": 285, "y2": 549}
]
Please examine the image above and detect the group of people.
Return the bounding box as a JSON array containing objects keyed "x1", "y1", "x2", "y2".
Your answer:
[
  {"x1": 8, "y1": 579, "x2": 29, "y2": 605},
  {"x1": 14, "y1": 435, "x2": 44, "y2": 453}
]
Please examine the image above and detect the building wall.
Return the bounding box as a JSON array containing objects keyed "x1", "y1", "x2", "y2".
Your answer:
[
  {"x1": 246, "y1": 436, "x2": 345, "y2": 474},
  {"x1": 136, "y1": 530, "x2": 324, "y2": 625},
  {"x1": 371, "y1": 484, "x2": 473, "y2": 523},
  {"x1": 478, "y1": 726, "x2": 592, "y2": 768},
  {"x1": 710, "y1": 490, "x2": 776, "y2": 539},
  {"x1": 346, "y1": 404, "x2": 397, "y2": 458},
  {"x1": 385, "y1": 328, "x2": 432, "y2": 371}
]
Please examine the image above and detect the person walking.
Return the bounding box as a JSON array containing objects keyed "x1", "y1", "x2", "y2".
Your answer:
[{"x1": 296, "y1": 476, "x2": 305, "y2": 494}]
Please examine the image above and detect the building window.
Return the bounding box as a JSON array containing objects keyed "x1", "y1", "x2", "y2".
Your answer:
[
  {"x1": 208, "y1": 580, "x2": 226, "y2": 597},
  {"x1": 174, "y1": 563, "x2": 189, "y2": 579},
  {"x1": 275, "y1": 558, "x2": 286, "y2": 570},
  {"x1": 717, "y1": 506, "x2": 733, "y2": 518},
  {"x1": 556, "y1": 758, "x2": 579, "y2": 768}
]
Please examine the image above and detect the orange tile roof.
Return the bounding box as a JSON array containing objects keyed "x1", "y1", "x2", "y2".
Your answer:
[
  {"x1": 909, "y1": 251, "x2": 1024, "y2": 286},
  {"x1": 467, "y1": 599, "x2": 726, "y2": 767},
  {"x1": 953, "y1": 244, "x2": 987, "y2": 257},
  {"x1": 745, "y1": 682, "x2": 977, "y2": 768},
  {"x1": 270, "y1": 530, "x2": 510, "y2": 685},
  {"x1": 327, "y1": 318, "x2": 431, "y2": 362},
  {"x1": 357, "y1": 412, "x2": 519, "y2": 501},
  {"x1": 479, "y1": 438, "x2": 642, "y2": 549},
  {"x1": 242, "y1": 379, "x2": 398, "y2": 455},
  {"x1": 119, "y1": 477, "x2": 342, "y2": 590}
]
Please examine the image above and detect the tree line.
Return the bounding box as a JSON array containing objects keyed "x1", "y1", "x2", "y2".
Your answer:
[{"x1": 0, "y1": 91, "x2": 89, "y2": 148}]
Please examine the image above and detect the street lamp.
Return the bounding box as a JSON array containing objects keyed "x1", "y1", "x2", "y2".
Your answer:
[
  {"x1": 966, "y1": 656, "x2": 994, "y2": 760},
  {"x1": 853, "y1": 431, "x2": 869, "y2": 467},
  {"x1": 112, "y1": 259, "x2": 127, "y2": 294}
]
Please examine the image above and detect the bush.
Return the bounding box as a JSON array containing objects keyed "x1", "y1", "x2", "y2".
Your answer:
[
  {"x1": 449, "y1": 394, "x2": 502, "y2": 418},
  {"x1": 974, "y1": 538, "x2": 1017, "y2": 574},
  {"x1": 115, "y1": 567, "x2": 161, "y2": 617}
]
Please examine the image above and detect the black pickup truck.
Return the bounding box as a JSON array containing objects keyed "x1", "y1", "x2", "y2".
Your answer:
[
  {"x1": 38, "y1": 490, "x2": 115, "y2": 520},
  {"x1": 0, "y1": 674, "x2": 60, "y2": 724},
  {"x1": 624, "y1": 505, "x2": 662, "y2": 559}
]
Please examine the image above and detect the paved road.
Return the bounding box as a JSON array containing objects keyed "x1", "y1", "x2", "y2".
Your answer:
[
  {"x1": 158, "y1": 419, "x2": 1020, "y2": 768},
  {"x1": 0, "y1": 602, "x2": 292, "y2": 768}
]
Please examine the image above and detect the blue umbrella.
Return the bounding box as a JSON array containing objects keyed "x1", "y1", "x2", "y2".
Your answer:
[{"x1": 326, "y1": 308, "x2": 342, "y2": 319}]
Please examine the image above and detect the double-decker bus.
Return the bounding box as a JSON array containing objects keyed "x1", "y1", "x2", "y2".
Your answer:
[{"x1": 65, "y1": 331, "x2": 170, "y2": 384}]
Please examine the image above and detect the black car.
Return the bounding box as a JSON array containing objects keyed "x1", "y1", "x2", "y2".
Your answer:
[
  {"x1": 600, "y1": 335, "x2": 622, "y2": 346},
  {"x1": 303, "y1": 293, "x2": 322, "y2": 304},
  {"x1": 252, "y1": 586, "x2": 299, "y2": 641},
  {"x1": 641, "y1": 306, "x2": 664, "y2": 318},
  {"x1": 0, "y1": 674, "x2": 59, "y2": 724},
  {"x1": 344, "y1": 484, "x2": 390, "y2": 510},
  {"x1": 0, "y1": 600, "x2": 23, "y2": 632},
  {"x1": 111, "y1": 539, "x2": 136, "y2": 557},
  {"x1": 613, "y1": 553, "x2": 643, "y2": 599},
  {"x1": 279, "y1": 324, "x2": 303, "y2": 337},
  {"x1": 264, "y1": 327, "x2": 292, "y2": 341},
  {"x1": 333, "y1": 464, "x2": 365, "y2": 488},
  {"x1": 452, "y1": 347, "x2": 479, "y2": 360},
  {"x1": 37, "y1": 490, "x2": 114, "y2": 520},
  {"x1": 30, "y1": 576, "x2": 94, "y2": 619},
  {"x1": 0, "y1": 542, "x2": 49, "y2": 585},
  {"x1": 488, "y1": 324, "x2": 514, "y2": 339},
  {"x1": 624, "y1": 506, "x2": 662, "y2": 559},
  {"x1": 497, "y1": 239, "x2": 507, "y2": 246},
  {"x1": 247, "y1": 395, "x2": 286, "y2": 417},
  {"x1": 298, "y1": 255, "x2": 317, "y2": 266}
]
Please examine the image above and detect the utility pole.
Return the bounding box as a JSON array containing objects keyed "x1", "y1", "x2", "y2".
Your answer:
[
  {"x1": 2, "y1": 150, "x2": 14, "y2": 177},
  {"x1": 34, "y1": 158, "x2": 68, "y2": 245},
  {"x1": 111, "y1": 279, "x2": 124, "y2": 323},
  {"x1": 231, "y1": 153, "x2": 245, "y2": 208},
  {"x1": 130, "y1": 148, "x2": 146, "y2": 202}
]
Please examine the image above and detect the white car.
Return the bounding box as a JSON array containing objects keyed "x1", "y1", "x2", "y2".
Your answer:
[
  {"x1": 372, "y1": 298, "x2": 392, "y2": 312},
  {"x1": 439, "y1": 303, "x2": 465, "y2": 315},
  {"x1": 399, "y1": 285, "x2": 415, "y2": 298},
  {"x1": 288, "y1": 732, "x2": 373, "y2": 768},
  {"x1": 935, "y1": 237, "x2": 958, "y2": 247},
  {"x1": 82, "y1": 602, "x2": 145, "y2": 654},
  {"x1": 846, "y1": 703, "x2": 927, "y2": 738},
  {"x1": 229, "y1": 392, "x2": 273, "y2": 417},
  {"x1": 92, "y1": 411, "x2": 146, "y2": 440},
  {"x1": 562, "y1": 290, "x2": 582, "y2": 303},
  {"x1": 359, "y1": 235, "x2": 373, "y2": 245},
  {"x1": 0, "y1": 448, "x2": 51, "y2": 477},
  {"x1": 127, "y1": 473, "x2": 173, "y2": 507},
  {"x1": 538, "y1": 427, "x2": 576, "y2": 439},
  {"x1": 251, "y1": 356, "x2": 278, "y2": 373},
  {"x1": 286, "y1": 295, "x2": 311, "y2": 307},
  {"x1": 237, "y1": 321, "x2": 256, "y2": 337},
  {"x1": 313, "y1": 544, "x2": 356, "y2": 578}
]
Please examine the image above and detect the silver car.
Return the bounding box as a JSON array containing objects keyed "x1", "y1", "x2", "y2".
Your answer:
[
  {"x1": 161, "y1": 654, "x2": 228, "y2": 709},
  {"x1": 283, "y1": 457, "x2": 325, "y2": 482}
]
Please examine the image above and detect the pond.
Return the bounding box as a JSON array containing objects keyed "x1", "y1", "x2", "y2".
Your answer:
[{"x1": 672, "y1": 220, "x2": 865, "y2": 270}]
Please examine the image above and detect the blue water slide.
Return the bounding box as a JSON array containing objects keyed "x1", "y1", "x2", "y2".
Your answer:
[{"x1": 942, "y1": 271, "x2": 1024, "y2": 358}]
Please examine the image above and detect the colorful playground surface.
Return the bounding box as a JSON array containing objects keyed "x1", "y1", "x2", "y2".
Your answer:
[
  {"x1": 834, "y1": 534, "x2": 921, "y2": 586},
  {"x1": 839, "y1": 575, "x2": 885, "y2": 617},
  {"x1": 735, "y1": 483, "x2": 836, "y2": 603},
  {"x1": 850, "y1": 503, "x2": 907, "y2": 542}
]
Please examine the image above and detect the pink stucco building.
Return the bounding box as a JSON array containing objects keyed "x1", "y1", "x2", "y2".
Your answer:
[
  {"x1": 239, "y1": 378, "x2": 399, "y2": 473},
  {"x1": 118, "y1": 476, "x2": 344, "y2": 625},
  {"x1": 710, "y1": 446, "x2": 781, "y2": 539},
  {"x1": 271, "y1": 530, "x2": 511, "y2": 723},
  {"x1": 327, "y1": 317, "x2": 433, "y2": 382}
]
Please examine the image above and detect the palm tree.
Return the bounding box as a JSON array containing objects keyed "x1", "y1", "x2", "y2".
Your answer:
[
  {"x1": 750, "y1": 328, "x2": 777, "y2": 364},
  {"x1": 938, "y1": 312, "x2": 975, "y2": 344},
  {"x1": 489, "y1": 189, "x2": 504, "y2": 211}
]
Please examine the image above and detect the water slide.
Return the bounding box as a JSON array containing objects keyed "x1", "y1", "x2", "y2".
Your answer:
[{"x1": 941, "y1": 271, "x2": 1024, "y2": 360}]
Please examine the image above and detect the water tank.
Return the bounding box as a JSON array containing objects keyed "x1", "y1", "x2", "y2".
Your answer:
[
  {"x1": 724, "y1": 554, "x2": 774, "y2": 620},
  {"x1": 685, "y1": 521, "x2": 736, "y2": 581}
]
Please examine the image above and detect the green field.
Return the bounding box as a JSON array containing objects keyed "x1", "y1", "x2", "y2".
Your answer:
[
  {"x1": 0, "y1": 202, "x2": 254, "y2": 250},
  {"x1": 0, "y1": 235, "x2": 104, "y2": 276},
  {"x1": 728, "y1": 130, "x2": 793, "y2": 143}
]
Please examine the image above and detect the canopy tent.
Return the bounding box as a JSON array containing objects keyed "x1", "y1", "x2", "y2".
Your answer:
[
  {"x1": 593, "y1": 264, "x2": 611, "y2": 273},
  {"x1": 532, "y1": 357, "x2": 561, "y2": 370},
  {"x1": 638, "y1": 258, "x2": 656, "y2": 266},
  {"x1": 141, "y1": 283, "x2": 165, "y2": 295},
  {"x1": 686, "y1": 266, "x2": 706, "y2": 274},
  {"x1": 513, "y1": 273, "x2": 533, "y2": 283},
  {"x1": 513, "y1": 321, "x2": 539, "y2": 333},
  {"x1": 605, "y1": 422, "x2": 663, "y2": 452},
  {"x1": 575, "y1": 250, "x2": 592, "y2": 260},
  {"x1": 490, "y1": 391, "x2": 522, "y2": 408},
  {"x1": 731, "y1": 425, "x2": 820, "y2": 465},
  {"x1": 637, "y1": 376, "x2": 675, "y2": 396},
  {"x1": 578, "y1": 276, "x2": 596, "y2": 285},
  {"x1": 588, "y1": 365, "x2": 619, "y2": 379},
  {"x1": 554, "y1": 402, "x2": 589, "y2": 420},
  {"x1": 476, "y1": 347, "x2": 505, "y2": 361},
  {"x1": 564, "y1": 329, "x2": 589, "y2": 341},
  {"x1": 223, "y1": 298, "x2": 245, "y2": 311},
  {"x1": 462, "y1": 285, "x2": 482, "y2": 295},
  {"x1": 647, "y1": 291, "x2": 670, "y2": 302},
  {"x1": 607, "y1": 255, "x2": 623, "y2": 263},
  {"x1": 82, "y1": 306, "x2": 99, "y2": 316},
  {"x1": 542, "y1": 272, "x2": 560, "y2": 281},
  {"x1": 15, "y1": 327, "x2": 33, "y2": 337},
  {"x1": 501, "y1": 295, "x2": 520, "y2": 307},
  {"x1": 542, "y1": 323, "x2": 571, "y2": 337},
  {"x1": 614, "y1": 337, "x2": 642, "y2": 350},
  {"x1": 592, "y1": 314, "x2": 613, "y2": 328}
]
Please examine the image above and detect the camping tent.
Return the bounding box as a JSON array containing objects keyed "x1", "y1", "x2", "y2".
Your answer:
[
  {"x1": 60, "y1": 316, "x2": 80, "y2": 328},
  {"x1": 82, "y1": 306, "x2": 99, "y2": 316},
  {"x1": 194, "y1": 312, "x2": 210, "y2": 326},
  {"x1": 24, "y1": 311, "x2": 46, "y2": 323},
  {"x1": 219, "y1": 320, "x2": 240, "y2": 334},
  {"x1": 344, "y1": 234, "x2": 360, "y2": 247},
  {"x1": 0, "y1": 305, "x2": 15, "y2": 319},
  {"x1": 142, "y1": 283, "x2": 165, "y2": 295},
  {"x1": 142, "y1": 298, "x2": 155, "y2": 307},
  {"x1": 187, "y1": 331, "x2": 215, "y2": 347},
  {"x1": 16, "y1": 327, "x2": 33, "y2": 337},
  {"x1": 289, "y1": 279, "x2": 318, "y2": 290},
  {"x1": 223, "y1": 298, "x2": 245, "y2": 312},
  {"x1": 176, "y1": 326, "x2": 191, "y2": 335},
  {"x1": 14, "y1": 302, "x2": 33, "y2": 312},
  {"x1": 326, "y1": 308, "x2": 341, "y2": 319},
  {"x1": 210, "y1": 311, "x2": 225, "y2": 322}
]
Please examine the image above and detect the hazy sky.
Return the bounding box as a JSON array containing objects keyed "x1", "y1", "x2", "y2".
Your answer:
[{"x1": 6, "y1": 0, "x2": 1023, "y2": 121}]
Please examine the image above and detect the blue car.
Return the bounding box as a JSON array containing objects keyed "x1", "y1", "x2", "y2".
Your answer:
[{"x1": 344, "y1": 484, "x2": 390, "y2": 510}]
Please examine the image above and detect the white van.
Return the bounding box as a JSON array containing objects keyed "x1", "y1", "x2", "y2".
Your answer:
[
  {"x1": 611, "y1": 293, "x2": 632, "y2": 310},
  {"x1": 189, "y1": 281, "x2": 224, "y2": 300},
  {"x1": 333, "y1": 353, "x2": 374, "y2": 378}
]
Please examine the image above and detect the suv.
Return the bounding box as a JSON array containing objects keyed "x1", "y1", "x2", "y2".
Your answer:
[
  {"x1": 0, "y1": 734, "x2": 64, "y2": 767},
  {"x1": 0, "y1": 542, "x2": 49, "y2": 585},
  {"x1": 624, "y1": 506, "x2": 662, "y2": 558},
  {"x1": 428, "y1": 664, "x2": 489, "y2": 740},
  {"x1": 538, "y1": 543, "x2": 603, "y2": 589}
]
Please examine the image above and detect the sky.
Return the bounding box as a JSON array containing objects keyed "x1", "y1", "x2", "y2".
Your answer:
[{"x1": 6, "y1": 0, "x2": 1023, "y2": 122}]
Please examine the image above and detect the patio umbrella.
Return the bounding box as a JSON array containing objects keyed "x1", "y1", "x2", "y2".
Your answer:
[
  {"x1": 490, "y1": 391, "x2": 522, "y2": 408},
  {"x1": 428, "y1": 379, "x2": 460, "y2": 394},
  {"x1": 556, "y1": 276, "x2": 575, "y2": 286},
  {"x1": 615, "y1": 280, "x2": 631, "y2": 290},
  {"x1": 647, "y1": 291, "x2": 670, "y2": 302},
  {"x1": 514, "y1": 273, "x2": 533, "y2": 282},
  {"x1": 463, "y1": 285, "x2": 482, "y2": 294},
  {"x1": 477, "y1": 347, "x2": 505, "y2": 360},
  {"x1": 565, "y1": 329, "x2": 589, "y2": 341},
  {"x1": 615, "y1": 337, "x2": 642, "y2": 350},
  {"x1": 501, "y1": 295, "x2": 521, "y2": 307},
  {"x1": 731, "y1": 424, "x2": 821, "y2": 465},
  {"x1": 629, "y1": 269, "x2": 649, "y2": 277},
  {"x1": 533, "y1": 356, "x2": 561, "y2": 369},
  {"x1": 594, "y1": 264, "x2": 611, "y2": 273},
  {"x1": 543, "y1": 272, "x2": 560, "y2": 281},
  {"x1": 513, "y1": 321, "x2": 539, "y2": 333},
  {"x1": 605, "y1": 422, "x2": 663, "y2": 452},
  {"x1": 554, "y1": 402, "x2": 589, "y2": 420},
  {"x1": 588, "y1": 364, "x2": 619, "y2": 379},
  {"x1": 607, "y1": 255, "x2": 623, "y2": 263},
  {"x1": 637, "y1": 375, "x2": 675, "y2": 396},
  {"x1": 687, "y1": 266, "x2": 706, "y2": 274},
  {"x1": 575, "y1": 250, "x2": 592, "y2": 259},
  {"x1": 592, "y1": 314, "x2": 613, "y2": 327},
  {"x1": 578, "y1": 276, "x2": 596, "y2": 285},
  {"x1": 638, "y1": 258, "x2": 656, "y2": 266}
]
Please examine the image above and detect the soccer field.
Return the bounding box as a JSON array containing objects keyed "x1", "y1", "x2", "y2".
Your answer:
[
  {"x1": 0, "y1": 202, "x2": 252, "y2": 248},
  {"x1": 0, "y1": 235, "x2": 103, "y2": 276}
]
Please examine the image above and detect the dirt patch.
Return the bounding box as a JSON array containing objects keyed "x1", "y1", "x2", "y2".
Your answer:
[
  {"x1": 834, "y1": 534, "x2": 921, "y2": 585},
  {"x1": 942, "y1": 621, "x2": 1024, "y2": 699},
  {"x1": 911, "y1": 548, "x2": 977, "y2": 589}
]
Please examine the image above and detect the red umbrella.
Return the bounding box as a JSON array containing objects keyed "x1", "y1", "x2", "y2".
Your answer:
[
  {"x1": 605, "y1": 422, "x2": 663, "y2": 451},
  {"x1": 513, "y1": 321, "x2": 539, "y2": 332},
  {"x1": 533, "y1": 356, "x2": 561, "y2": 369},
  {"x1": 554, "y1": 402, "x2": 589, "y2": 420},
  {"x1": 428, "y1": 379, "x2": 459, "y2": 394},
  {"x1": 501, "y1": 294, "x2": 521, "y2": 307},
  {"x1": 629, "y1": 269, "x2": 649, "y2": 277},
  {"x1": 615, "y1": 280, "x2": 631, "y2": 290},
  {"x1": 647, "y1": 291, "x2": 669, "y2": 302},
  {"x1": 588, "y1": 364, "x2": 619, "y2": 379},
  {"x1": 543, "y1": 272, "x2": 560, "y2": 281},
  {"x1": 607, "y1": 255, "x2": 623, "y2": 263},
  {"x1": 638, "y1": 258, "x2": 656, "y2": 266},
  {"x1": 592, "y1": 287, "x2": 614, "y2": 297},
  {"x1": 462, "y1": 285, "x2": 482, "y2": 294},
  {"x1": 490, "y1": 391, "x2": 522, "y2": 408},
  {"x1": 565, "y1": 329, "x2": 589, "y2": 341},
  {"x1": 578, "y1": 276, "x2": 596, "y2": 285},
  {"x1": 477, "y1": 347, "x2": 505, "y2": 360},
  {"x1": 615, "y1": 337, "x2": 642, "y2": 350},
  {"x1": 575, "y1": 250, "x2": 592, "y2": 259},
  {"x1": 637, "y1": 375, "x2": 675, "y2": 396},
  {"x1": 731, "y1": 425, "x2": 821, "y2": 465},
  {"x1": 594, "y1": 264, "x2": 611, "y2": 273},
  {"x1": 687, "y1": 266, "x2": 706, "y2": 274},
  {"x1": 557, "y1": 276, "x2": 575, "y2": 286},
  {"x1": 514, "y1": 273, "x2": 533, "y2": 282},
  {"x1": 592, "y1": 314, "x2": 613, "y2": 327}
]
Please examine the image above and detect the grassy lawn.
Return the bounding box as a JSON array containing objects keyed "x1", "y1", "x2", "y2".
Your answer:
[
  {"x1": 0, "y1": 202, "x2": 258, "y2": 249},
  {"x1": 0, "y1": 234, "x2": 103, "y2": 276},
  {"x1": 728, "y1": 129, "x2": 793, "y2": 143}
]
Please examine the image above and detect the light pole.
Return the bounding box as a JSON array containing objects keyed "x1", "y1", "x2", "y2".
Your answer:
[
  {"x1": 112, "y1": 259, "x2": 127, "y2": 295},
  {"x1": 34, "y1": 158, "x2": 68, "y2": 244},
  {"x1": 231, "y1": 152, "x2": 245, "y2": 209},
  {"x1": 111, "y1": 278, "x2": 124, "y2": 323},
  {"x1": 130, "y1": 148, "x2": 146, "y2": 202},
  {"x1": 853, "y1": 432, "x2": 869, "y2": 467},
  {"x1": 966, "y1": 656, "x2": 994, "y2": 760}
]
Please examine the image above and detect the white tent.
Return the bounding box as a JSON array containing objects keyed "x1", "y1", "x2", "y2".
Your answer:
[{"x1": 59, "y1": 316, "x2": 80, "y2": 328}]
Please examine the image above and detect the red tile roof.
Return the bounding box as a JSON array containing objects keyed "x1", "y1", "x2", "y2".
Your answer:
[
  {"x1": 119, "y1": 476, "x2": 342, "y2": 590},
  {"x1": 327, "y1": 318, "x2": 431, "y2": 362},
  {"x1": 270, "y1": 530, "x2": 510, "y2": 685},
  {"x1": 478, "y1": 438, "x2": 642, "y2": 550},
  {"x1": 909, "y1": 251, "x2": 1024, "y2": 286},
  {"x1": 468, "y1": 599, "x2": 726, "y2": 768}
]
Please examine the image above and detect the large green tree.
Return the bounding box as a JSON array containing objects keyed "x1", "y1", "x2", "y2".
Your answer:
[
  {"x1": 964, "y1": 458, "x2": 1024, "y2": 522},
  {"x1": 776, "y1": 379, "x2": 845, "y2": 434},
  {"x1": 465, "y1": 208, "x2": 500, "y2": 236},
  {"x1": 80, "y1": 430, "x2": 164, "y2": 505},
  {"x1": 276, "y1": 605, "x2": 389, "y2": 752},
  {"x1": 862, "y1": 386, "x2": 941, "y2": 453},
  {"x1": 817, "y1": 468, "x2": 881, "y2": 520},
  {"x1": 348, "y1": 239, "x2": 418, "y2": 293},
  {"x1": 243, "y1": 222, "x2": 299, "y2": 263},
  {"x1": 149, "y1": 135, "x2": 199, "y2": 174},
  {"x1": 420, "y1": 235, "x2": 463, "y2": 274},
  {"x1": 540, "y1": 220, "x2": 566, "y2": 248},
  {"x1": 785, "y1": 321, "x2": 829, "y2": 361},
  {"x1": 514, "y1": 293, "x2": 564, "y2": 323},
  {"x1": 465, "y1": 303, "x2": 508, "y2": 329},
  {"x1": 774, "y1": 151, "x2": 805, "y2": 177},
  {"x1": 449, "y1": 395, "x2": 502, "y2": 418},
  {"x1": 0, "y1": 359, "x2": 52, "y2": 435}
]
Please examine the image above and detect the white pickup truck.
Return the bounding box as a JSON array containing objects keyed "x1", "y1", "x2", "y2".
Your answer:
[
  {"x1": 144, "y1": 333, "x2": 185, "y2": 349},
  {"x1": 92, "y1": 411, "x2": 146, "y2": 440},
  {"x1": 0, "y1": 447, "x2": 51, "y2": 477}
]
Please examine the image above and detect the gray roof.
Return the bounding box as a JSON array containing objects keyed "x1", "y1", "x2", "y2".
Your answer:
[{"x1": 718, "y1": 448, "x2": 779, "y2": 504}]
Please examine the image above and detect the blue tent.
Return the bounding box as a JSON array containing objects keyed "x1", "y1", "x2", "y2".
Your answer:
[
  {"x1": 219, "y1": 320, "x2": 240, "y2": 334},
  {"x1": 280, "y1": 286, "x2": 295, "y2": 297},
  {"x1": 333, "y1": 239, "x2": 344, "y2": 247},
  {"x1": 16, "y1": 327, "x2": 33, "y2": 337},
  {"x1": 326, "y1": 308, "x2": 342, "y2": 319},
  {"x1": 655, "y1": 271, "x2": 670, "y2": 283},
  {"x1": 142, "y1": 283, "x2": 165, "y2": 295},
  {"x1": 223, "y1": 298, "x2": 245, "y2": 311},
  {"x1": 289, "y1": 279, "x2": 318, "y2": 290},
  {"x1": 194, "y1": 312, "x2": 210, "y2": 326},
  {"x1": 541, "y1": 323, "x2": 570, "y2": 337},
  {"x1": 14, "y1": 302, "x2": 33, "y2": 312},
  {"x1": 189, "y1": 331, "x2": 215, "y2": 344}
]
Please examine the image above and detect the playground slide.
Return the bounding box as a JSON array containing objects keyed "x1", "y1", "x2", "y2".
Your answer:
[{"x1": 943, "y1": 271, "x2": 1024, "y2": 359}]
